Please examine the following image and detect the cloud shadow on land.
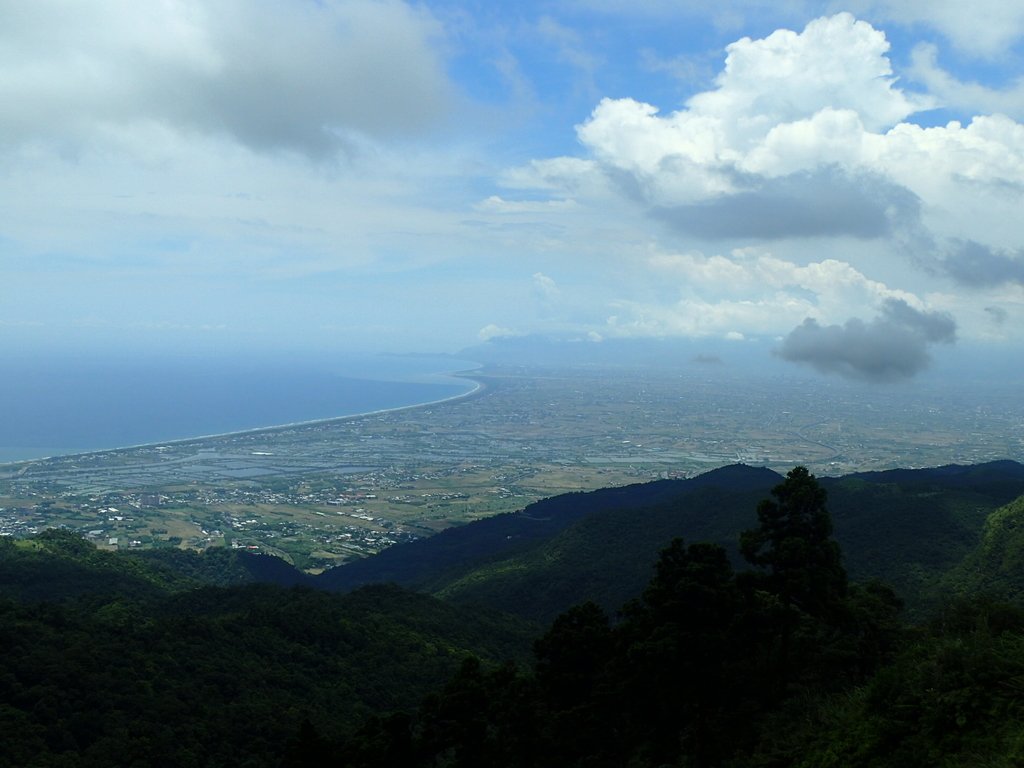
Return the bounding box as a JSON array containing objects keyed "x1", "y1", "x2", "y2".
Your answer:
[
  {"x1": 651, "y1": 168, "x2": 920, "y2": 240},
  {"x1": 777, "y1": 298, "x2": 956, "y2": 382}
]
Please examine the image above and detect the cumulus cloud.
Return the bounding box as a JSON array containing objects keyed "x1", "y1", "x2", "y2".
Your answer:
[
  {"x1": 515, "y1": 9, "x2": 1024, "y2": 324},
  {"x1": 648, "y1": 249, "x2": 911, "y2": 309},
  {"x1": 778, "y1": 298, "x2": 956, "y2": 381},
  {"x1": 0, "y1": 0, "x2": 451, "y2": 158},
  {"x1": 512, "y1": 8, "x2": 1024, "y2": 342},
  {"x1": 601, "y1": 245, "x2": 939, "y2": 347},
  {"x1": 518, "y1": 13, "x2": 961, "y2": 247},
  {"x1": 694, "y1": 14, "x2": 924, "y2": 133},
  {"x1": 570, "y1": 14, "x2": 924, "y2": 203}
]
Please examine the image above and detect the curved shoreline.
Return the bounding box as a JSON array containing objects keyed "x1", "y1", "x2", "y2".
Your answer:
[{"x1": 0, "y1": 367, "x2": 487, "y2": 469}]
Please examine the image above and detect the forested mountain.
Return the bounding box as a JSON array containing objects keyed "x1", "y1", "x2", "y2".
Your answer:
[
  {"x1": 0, "y1": 534, "x2": 536, "y2": 767},
  {"x1": 5, "y1": 461, "x2": 1024, "y2": 765},
  {"x1": 317, "y1": 460, "x2": 1024, "y2": 622},
  {"x1": 0, "y1": 528, "x2": 310, "y2": 604},
  {"x1": 314, "y1": 464, "x2": 782, "y2": 596},
  {"x1": 950, "y1": 492, "x2": 1024, "y2": 600},
  {"x1": 331, "y1": 467, "x2": 1024, "y2": 768}
]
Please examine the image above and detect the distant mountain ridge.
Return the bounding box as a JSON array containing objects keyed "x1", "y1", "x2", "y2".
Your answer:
[
  {"x1": 315, "y1": 460, "x2": 1024, "y2": 622},
  {"x1": 10, "y1": 459, "x2": 1024, "y2": 622},
  {"x1": 314, "y1": 463, "x2": 783, "y2": 595}
]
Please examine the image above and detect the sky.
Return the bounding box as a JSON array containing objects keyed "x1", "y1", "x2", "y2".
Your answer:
[{"x1": 2, "y1": 0, "x2": 1024, "y2": 382}]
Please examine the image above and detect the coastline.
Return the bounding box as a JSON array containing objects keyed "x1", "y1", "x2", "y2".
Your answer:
[{"x1": 0, "y1": 367, "x2": 487, "y2": 470}]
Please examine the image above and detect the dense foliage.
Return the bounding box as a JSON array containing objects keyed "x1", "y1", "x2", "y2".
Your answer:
[
  {"x1": 334, "y1": 467, "x2": 911, "y2": 767},
  {"x1": 5, "y1": 463, "x2": 1024, "y2": 766},
  {"x1": 353, "y1": 461, "x2": 1024, "y2": 624},
  {"x1": 0, "y1": 537, "x2": 536, "y2": 767}
]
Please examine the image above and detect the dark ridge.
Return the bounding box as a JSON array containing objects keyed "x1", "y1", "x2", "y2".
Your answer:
[
  {"x1": 316, "y1": 460, "x2": 1024, "y2": 623},
  {"x1": 314, "y1": 464, "x2": 781, "y2": 593},
  {"x1": 237, "y1": 552, "x2": 313, "y2": 587},
  {"x1": 842, "y1": 459, "x2": 1024, "y2": 492}
]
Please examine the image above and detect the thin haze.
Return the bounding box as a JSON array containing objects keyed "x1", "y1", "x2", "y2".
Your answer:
[{"x1": 2, "y1": 0, "x2": 1024, "y2": 381}]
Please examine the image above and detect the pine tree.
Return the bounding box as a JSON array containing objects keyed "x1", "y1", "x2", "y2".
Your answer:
[{"x1": 740, "y1": 466, "x2": 847, "y2": 620}]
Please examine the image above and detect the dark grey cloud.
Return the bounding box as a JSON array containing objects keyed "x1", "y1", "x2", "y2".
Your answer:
[
  {"x1": 777, "y1": 298, "x2": 956, "y2": 382},
  {"x1": 876, "y1": 296, "x2": 957, "y2": 342},
  {"x1": 935, "y1": 239, "x2": 1024, "y2": 287},
  {"x1": 651, "y1": 168, "x2": 920, "y2": 240}
]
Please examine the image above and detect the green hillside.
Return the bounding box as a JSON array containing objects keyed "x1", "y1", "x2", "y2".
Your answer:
[
  {"x1": 948, "y1": 493, "x2": 1024, "y2": 600},
  {"x1": 6, "y1": 463, "x2": 1024, "y2": 766},
  {"x1": 0, "y1": 528, "x2": 309, "y2": 605},
  {"x1": 314, "y1": 464, "x2": 783, "y2": 595},
  {"x1": 824, "y1": 467, "x2": 1023, "y2": 614},
  {"x1": 0, "y1": 534, "x2": 536, "y2": 767},
  {"x1": 398, "y1": 462, "x2": 1024, "y2": 622},
  {"x1": 433, "y1": 483, "x2": 770, "y2": 623},
  {"x1": 333, "y1": 466, "x2": 1024, "y2": 768}
]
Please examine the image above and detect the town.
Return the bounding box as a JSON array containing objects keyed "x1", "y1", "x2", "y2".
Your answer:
[{"x1": 3, "y1": 365, "x2": 1022, "y2": 571}]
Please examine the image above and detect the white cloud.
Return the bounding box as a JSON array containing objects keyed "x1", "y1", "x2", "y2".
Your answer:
[
  {"x1": 0, "y1": 0, "x2": 451, "y2": 158},
  {"x1": 501, "y1": 157, "x2": 614, "y2": 197},
  {"x1": 475, "y1": 196, "x2": 580, "y2": 214},
  {"x1": 625, "y1": 247, "x2": 926, "y2": 340},
  {"x1": 907, "y1": 44, "x2": 1024, "y2": 122},
  {"x1": 532, "y1": 272, "x2": 562, "y2": 301},
  {"x1": 692, "y1": 13, "x2": 924, "y2": 134},
  {"x1": 514, "y1": 12, "x2": 1024, "y2": 305},
  {"x1": 606, "y1": 295, "x2": 813, "y2": 339},
  {"x1": 547, "y1": 14, "x2": 933, "y2": 209},
  {"x1": 849, "y1": 0, "x2": 1024, "y2": 57},
  {"x1": 649, "y1": 249, "x2": 910, "y2": 304},
  {"x1": 477, "y1": 323, "x2": 520, "y2": 341},
  {"x1": 5, "y1": 4, "x2": 1024, "y2": 355},
  {"x1": 743, "y1": 109, "x2": 871, "y2": 176}
]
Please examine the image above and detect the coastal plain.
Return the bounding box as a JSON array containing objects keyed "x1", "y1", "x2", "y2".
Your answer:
[{"x1": 2, "y1": 365, "x2": 1022, "y2": 571}]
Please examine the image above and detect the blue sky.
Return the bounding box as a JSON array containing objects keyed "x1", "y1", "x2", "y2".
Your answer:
[{"x1": 2, "y1": 0, "x2": 1024, "y2": 381}]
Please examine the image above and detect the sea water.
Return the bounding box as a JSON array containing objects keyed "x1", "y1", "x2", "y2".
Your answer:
[{"x1": 0, "y1": 352, "x2": 478, "y2": 464}]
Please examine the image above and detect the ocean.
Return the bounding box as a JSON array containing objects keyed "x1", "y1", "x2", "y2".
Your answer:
[{"x1": 0, "y1": 353, "x2": 479, "y2": 464}]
